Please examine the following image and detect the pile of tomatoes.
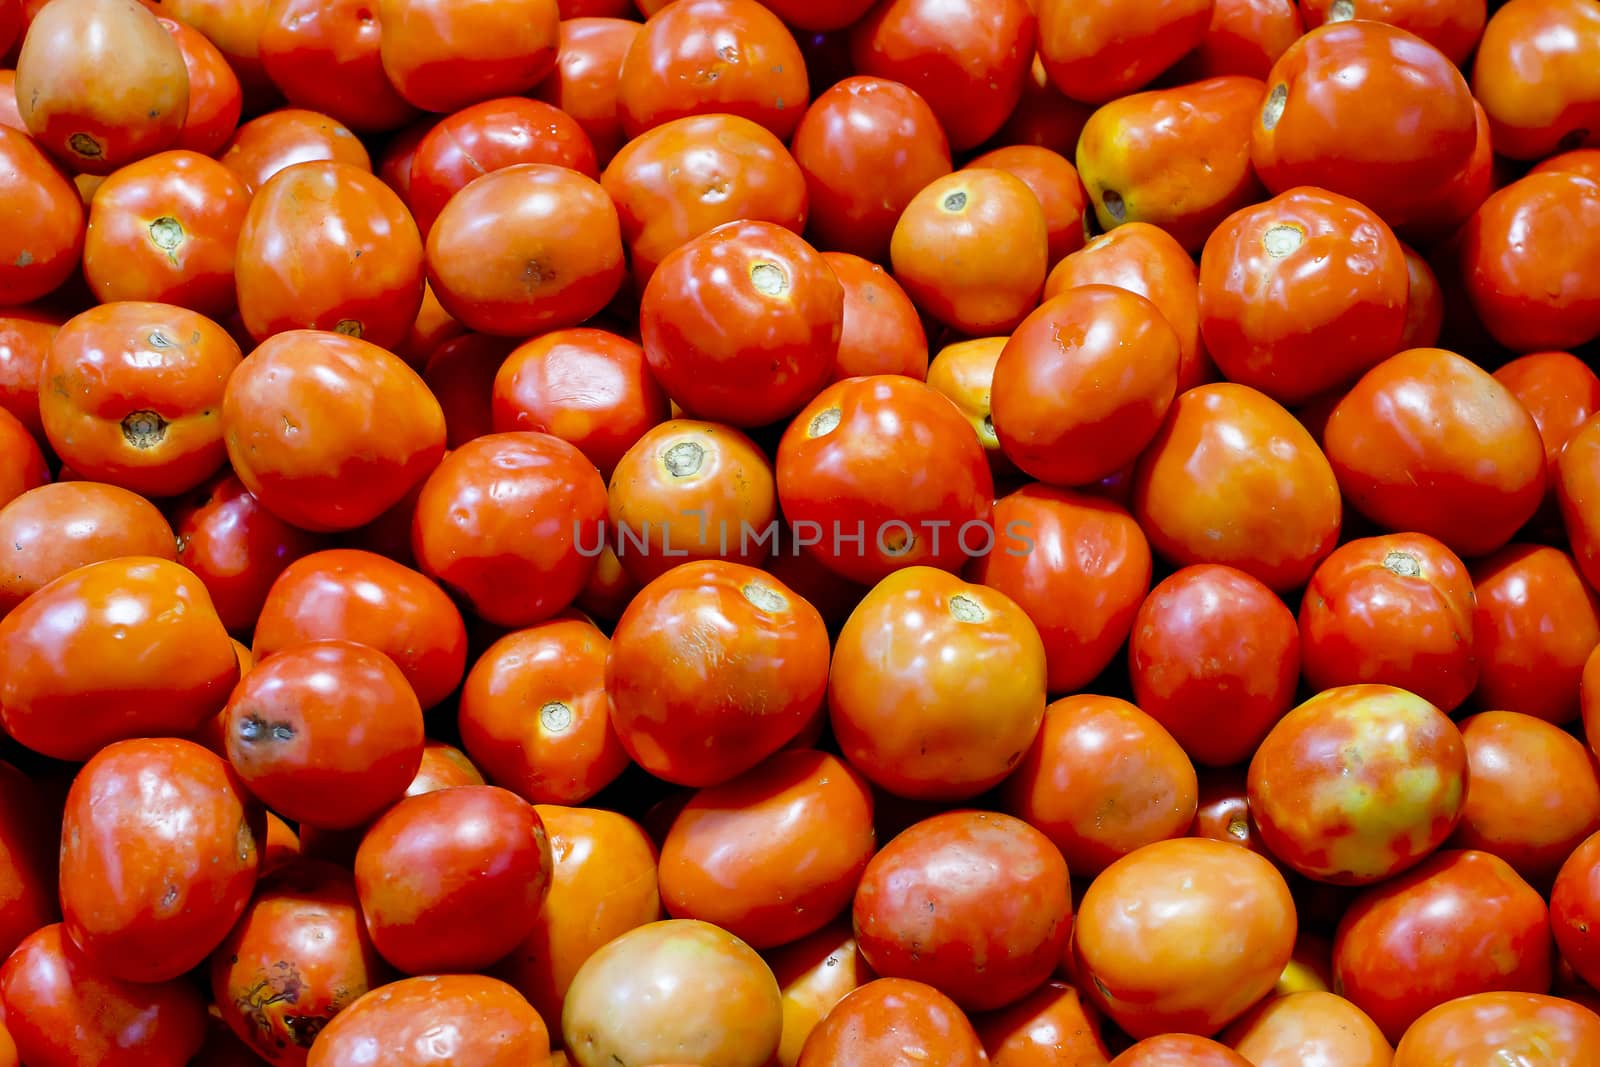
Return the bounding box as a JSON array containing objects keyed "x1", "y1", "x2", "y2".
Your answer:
[{"x1": 3, "y1": 0, "x2": 1600, "y2": 1061}]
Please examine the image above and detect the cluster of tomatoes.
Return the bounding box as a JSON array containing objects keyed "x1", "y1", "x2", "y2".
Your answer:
[{"x1": 3, "y1": 0, "x2": 1600, "y2": 1061}]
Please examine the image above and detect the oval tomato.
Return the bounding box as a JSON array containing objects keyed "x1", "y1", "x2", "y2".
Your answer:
[
  {"x1": 1036, "y1": 0, "x2": 1210, "y2": 104},
  {"x1": 822, "y1": 253, "x2": 929, "y2": 382},
  {"x1": 1393, "y1": 992, "x2": 1600, "y2": 1067}
]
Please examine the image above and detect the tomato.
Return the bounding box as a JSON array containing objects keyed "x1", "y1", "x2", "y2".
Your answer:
[
  {"x1": 964, "y1": 145, "x2": 1087, "y2": 268},
  {"x1": 1174, "y1": 0, "x2": 1304, "y2": 80},
  {"x1": 1036, "y1": 0, "x2": 1209, "y2": 104},
  {"x1": 425, "y1": 164, "x2": 623, "y2": 337},
  {"x1": 376, "y1": 0, "x2": 560, "y2": 113},
  {"x1": 796, "y1": 978, "x2": 986, "y2": 1067},
  {"x1": 1552, "y1": 830, "x2": 1600, "y2": 990},
  {"x1": 1252, "y1": 22, "x2": 1477, "y2": 228},
  {"x1": 0, "y1": 126, "x2": 86, "y2": 306},
  {"x1": 0, "y1": 309, "x2": 57, "y2": 436},
  {"x1": 14, "y1": 0, "x2": 188, "y2": 174},
  {"x1": 211, "y1": 860, "x2": 390, "y2": 1067},
  {"x1": 891, "y1": 169, "x2": 1049, "y2": 335},
  {"x1": 1199, "y1": 187, "x2": 1408, "y2": 406},
  {"x1": 1249, "y1": 684, "x2": 1467, "y2": 885},
  {"x1": 1128, "y1": 564, "x2": 1300, "y2": 768},
  {"x1": 158, "y1": 0, "x2": 276, "y2": 109},
  {"x1": 1470, "y1": 0, "x2": 1600, "y2": 160},
  {"x1": 1471, "y1": 544, "x2": 1600, "y2": 724},
  {"x1": 607, "y1": 560, "x2": 829, "y2": 787},
  {"x1": 0, "y1": 72, "x2": 17, "y2": 130},
  {"x1": 306, "y1": 974, "x2": 549, "y2": 1067},
  {"x1": 1324, "y1": 348, "x2": 1547, "y2": 559},
  {"x1": 1133, "y1": 383, "x2": 1341, "y2": 592},
  {"x1": 223, "y1": 329, "x2": 446, "y2": 533},
  {"x1": 1496, "y1": 352, "x2": 1600, "y2": 507},
  {"x1": 0, "y1": 409, "x2": 49, "y2": 511},
  {"x1": 562, "y1": 919, "x2": 784, "y2": 1067},
  {"x1": 973, "y1": 979, "x2": 1110, "y2": 1065},
  {"x1": 790, "y1": 77, "x2": 952, "y2": 264},
  {"x1": 992, "y1": 55, "x2": 1096, "y2": 160},
  {"x1": 157, "y1": 15, "x2": 244, "y2": 157},
  {"x1": 1532, "y1": 147, "x2": 1600, "y2": 181},
  {"x1": 1398, "y1": 243, "x2": 1445, "y2": 352},
  {"x1": 992, "y1": 285, "x2": 1179, "y2": 486},
  {"x1": 0, "y1": 481, "x2": 176, "y2": 618},
  {"x1": 0, "y1": 556, "x2": 237, "y2": 760},
  {"x1": 1458, "y1": 173, "x2": 1600, "y2": 353},
  {"x1": 640, "y1": 221, "x2": 841, "y2": 428},
  {"x1": 1394, "y1": 992, "x2": 1600, "y2": 1066},
  {"x1": 1333, "y1": 849, "x2": 1553, "y2": 1042},
  {"x1": 1109, "y1": 1035, "x2": 1252, "y2": 1066},
  {"x1": 1074, "y1": 838, "x2": 1297, "y2": 1039},
  {"x1": 1301, "y1": 0, "x2": 1484, "y2": 65},
  {"x1": 823, "y1": 253, "x2": 928, "y2": 382},
  {"x1": 354, "y1": 786, "x2": 553, "y2": 974},
  {"x1": 258, "y1": 0, "x2": 416, "y2": 133},
  {"x1": 1222, "y1": 989, "x2": 1393, "y2": 1065},
  {"x1": 410, "y1": 432, "x2": 606, "y2": 626},
  {"x1": 0, "y1": 759, "x2": 58, "y2": 961},
  {"x1": 533, "y1": 18, "x2": 640, "y2": 168},
  {"x1": 218, "y1": 109, "x2": 373, "y2": 194},
  {"x1": 0, "y1": 923, "x2": 208, "y2": 1067},
  {"x1": 417, "y1": 332, "x2": 506, "y2": 448},
  {"x1": 764, "y1": 924, "x2": 874, "y2": 1067}
]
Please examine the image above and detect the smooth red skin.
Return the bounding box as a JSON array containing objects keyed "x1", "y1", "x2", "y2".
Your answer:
[
  {"x1": 0, "y1": 556, "x2": 239, "y2": 761},
  {"x1": 1248, "y1": 684, "x2": 1468, "y2": 886},
  {"x1": 1128, "y1": 563, "x2": 1299, "y2": 767},
  {"x1": 1173, "y1": 0, "x2": 1304, "y2": 80},
  {"x1": 1334, "y1": 849, "x2": 1553, "y2": 1043},
  {"x1": 420, "y1": 332, "x2": 510, "y2": 449},
  {"x1": 0, "y1": 760, "x2": 59, "y2": 961},
  {"x1": 1189, "y1": 767, "x2": 1273, "y2": 860},
  {"x1": 969, "y1": 485, "x2": 1150, "y2": 694},
  {"x1": 307, "y1": 974, "x2": 548, "y2": 1067},
  {"x1": 1471, "y1": 0, "x2": 1600, "y2": 161},
  {"x1": 0, "y1": 410, "x2": 50, "y2": 511},
  {"x1": 532, "y1": 17, "x2": 639, "y2": 168},
  {"x1": 223, "y1": 330, "x2": 446, "y2": 533},
  {"x1": 973, "y1": 980, "x2": 1110, "y2": 1065},
  {"x1": 158, "y1": 15, "x2": 243, "y2": 156},
  {"x1": 1324, "y1": 347, "x2": 1548, "y2": 560},
  {"x1": 236, "y1": 160, "x2": 425, "y2": 348},
  {"x1": 1399, "y1": 243, "x2": 1444, "y2": 351},
  {"x1": 1301, "y1": 0, "x2": 1485, "y2": 65},
  {"x1": 1395, "y1": 992, "x2": 1600, "y2": 1066},
  {"x1": 1496, "y1": 351, "x2": 1600, "y2": 500},
  {"x1": 0, "y1": 72, "x2": 16, "y2": 130},
  {"x1": 640, "y1": 220, "x2": 842, "y2": 429},
  {"x1": 407, "y1": 97, "x2": 598, "y2": 236},
  {"x1": 777, "y1": 376, "x2": 995, "y2": 586},
  {"x1": 410, "y1": 431, "x2": 607, "y2": 627},
  {"x1": 258, "y1": 0, "x2": 416, "y2": 132},
  {"x1": 796, "y1": 978, "x2": 986, "y2": 1067},
  {"x1": 1300, "y1": 533, "x2": 1479, "y2": 714},
  {"x1": 1036, "y1": 0, "x2": 1211, "y2": 104},
  {"x1": 601, "y1": 112, "x2": 808, "y2": 290},
  {"x1": 1110, "y1": 1035, "x2": 1251, "y2": 1067},
  {"x1": 1553, "y1": 831, "x2": 1600, "y2": 990},
  {"x1": 1471, "y1": 544, "x2": 1600, "y2": 724},
  {"x1": 1251, "y1": 22, "x2": 1477, "y2": 227},
  {"x1": 354, "y1": 786, "x2": 554, "y2": 975},
  {"x1": 1451, "y1": 711, "x2": 1600, "y2": 888},
  {"x1": 0, "y1": 924, "x2": 208, "y2": 1067},
  {"x1": 1459, "y1": 173, "x2": 1600, "y2": 353},
  {"x1": 789, "y1": 76, "x2": 953, "y2": 264},
  {"x1": 1532, "y1": 148, "x2": 1600, "y2": 182},
  {"x1": 966, "y1": 144, "x2": 1088, "y2": 266},
  {"x1": 1198, "y1": 187, "x2": 1408, "y2": 407},
  {"x1": 991, "y1": 56, "x2": 1096, "y2": 160},
  {"x1": 617, "y1": 0, "x2": 807, "y2": 142},
  {"x1": 1397, "y1": 99, "x2": 1498, "y2": 249},
  {"x1": 60, "y1": 738, "x2": 259, "y2": 983},
  {"x1": 822, "y1": 253, "x2": 929, "y2": 382},
  {"x1": 490, "y1": 327, "x2": 668, "y2": 480},
  {"x1": 0, "y1": 309, "x2": 57, "y2": 437},
  {"x1": 210, "y1": 860, "x2": 391, "y2": 1067},
  {"x1": 218, "y1": 109, "x2": 373, "y2": 195},
  {"x1": 848, "y1": 0, "x2": 1035, "y2": 151},
  {"x1": 375, "y1": 117, "x2": 433, "y2": 210},
  {"x1": 391, "y1": 280, "x2": 465, "y2": 371},
  {"x1": 376, "y1": 0, "x2": 559, "y2": 114},
  {"x1": 992, "y1": 285, "x2": 1180, "y2": 486},
  {"x1": 156, "y1": 0, "x2": 277, "y2": 110},
  {"x1": 760, "y1": 0, "x2": 874, "y2": 30},
  {"x1": 0, "y1": 126, "x2": 85, "y2": 306},
  {"x1": 0, "y1": 482, "x2": 177, "y2": 618},
  {"x1": 1554, "y1": 414, "x2": 1600, "y2": 594}
]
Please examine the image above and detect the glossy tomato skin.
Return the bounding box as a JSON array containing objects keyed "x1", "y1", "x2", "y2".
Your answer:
[
  {"x1": 1470, "y1": 0, "x2": 1600, "y2": 161},
  {"x1": 925, "y1": 336, "x2": 1008, "y2": 472},
  {"x1": 156, "y1": 16, "x2": 243, "y2": 158},
  {"x1": 1035, "y1": 0, "x2": 1211, "y2": 105},
  {"x1": 822, "y1": 253, "x2": 929, "y2": 382},
  {"x1": 1394, "y1": 992, "x2": 1600, "y2": 1066},
  {"x1": 1174, "y1": 0, "x2": 1304, "y2": 80},
  {"x1": 1333, "y1": 849, "x2": 1553, "y2": 1042},
  {"x1": 258, "y1": 0, "x2": 416, "y2": 132},
  {"x1": 763, "y1": 924, "x2": 875, "y2": 1067},
  {"x1": 532, "y1": 17, "x2": 640, "y2": 168},
  {"x1": 973, "y1": 979, "x2": 1110, "y2": 1065},
  {"x1": 0, "y1": 309, "x2": 58, "y2": 437},
  {"x1": 1133, "y1": 382, "x2": 1342, "y2": 592},
  {"x1": 640, "y1": 220, "x2": 842, "y2": 428},
  {"x1": 0, "y1": 556, "x2": 238, "y2": 761},
  {"x1": 797, "y1": 978, "x2": 985, "y2": 1066},
  {"x1": 0, "y1": 760, "x2": 57, "y2": 961},
  {"x1": 777, "y1": 376, "x2": 995, "y2": 585},
  {"x1": 0, "y1": 127, "x2": 87, "y2": 306},
  {"x1": 306, "y1": 974, "x2": 549, "y2": 1067},
  {"x1": 60, "y1": 737, "x2": 260, "y2": 983},
  {"x1": 1299, "y1": 533, "x2": 1478, "y2": 713},
  {"x1": 0, "y1": 408, "x2": 50, "y2": 512},
  {"x1": 1495, "y1": 351, "x2": 1600, "y2": 507},
  {"x1": 1471, "y1": 544, "x2": 1600, "y2": 723},
  {"x1": 235, "y1": 160, "x2": 425, "y2": 349},
  {"x1": 0, "y1": 923, "x2": 208, "y2": 1067},
  {"x1": 607, "y1": 561, "x2": 829, "y2": 787},
  {"x1": 1110, "y1": 1035, "x2": 1252, "y2": 1066},
  {"x1": 0, "y1": 481, "x2": 176, "y2": 618},
  {"x1": 1198, "y1": 187, "x2": 1408, "y2": 406},
  {"x1": 376, "y1": 0, "x2": 560, "y2": 114},
  {"x1": 1074, "y1": 838, "x2": 1297, "y2": 1040},
  {"x1": 354, "y1": 786, "x2": 553, "y2": 975},
  {"x1": 1300, "y1": 0, "x2": 1484, "y2": 65},
  {"x1": 1222, "y1": 990, "x2": 1391, "y2": 1066},
  {"x1": 82, "y1": 150, "x2": 250, "y2": 317},
  {"x1": 1128, "y1": 564, "x2": 1300, "y2": 767},
  {"x1": 1324, "y1": 348, "x2": 1547, "y2": 559},
  {"x1": 1249, "y1": 684, "x2": 1468, "y2": 885},
  {"x1": 218, "y1": 109, "x2": 373, "y2": 195},
  {"x1": 223, "y1": 330, "x2": 446, "y2": 533},
  {"x1": 410, "y1": 431, "x2": 606, "y2": 628},
  {"x1": 1552, "y1": 830, "x2": 1600, "y2": 989}
]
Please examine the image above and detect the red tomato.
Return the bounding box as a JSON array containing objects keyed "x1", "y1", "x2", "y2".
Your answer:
[
  {"x1": 966, "y1": 144, "x2": 1088, "y2": 266},
  {"x1": 1333, "y1": 849, "x2": 1553, "y2": 1042},
  {"x1": 1109, "y1": 1035, "x2": 1252, "y2": 1066},
  {"x1": 0, "y1": 126, "x2": 86, "y2": 306},
  {"x1": 1471, "y1": 544, "x2": 1600, "y2": 724},
  {"x1": 796, "y1": 978, "x2": 986, "y2": 1067},
  {"x1": 306, "y1": 974, "x2": 549, "y2": 1067},
  {"x1": 1398, "y1": 98, "x2": 1498, "y2": 247},
  {"x1": 1531, "y1": 147, "x2": 1600, "y2": 182},
  {"x1": 416, "y1": 332, "x2": 507, "y2": 448},
  {"x1": 822, "y1": 253, "x2": 929, "y2": 382},
  {"x1": 0, "y1": 556, "x2": 238, "y2": 761},
  {"x1": 158, "y1": 0, "x2": 276, "y2": 110},
  {"x1": 218, "y1": 108, "x2": 374, "y2": 194},
  {"x1": 0, "y1": 309, "x2": 58, "y2": 437},
  {"x1": 532, "y1": 17, "x2": 640, "y2": 168},
  {"x1": 991, "y1": 55, "x2": 1096, "y2": 159},
  {"x1": 1222, "y1": 990, "x2": 1392, "y2": 1067},
  {"x1": 0, "y1": 760, "x2": 56, "y2": 962},
  {"x1": 1552, "y1": 830, "x2": 1600, "y2": 990},
  {"x1": 1173, "y1": 0, "x2": 1304, "y2": 80},
  {"x1": 0, "y1": 408, "x2": 50, "y2": 512},
  {"x1": 1248, "y1": 684, "x2": 1468, "y2": 885},
  {"x1": 1128, "y1": 564, "x2": 1300, "y2": 768},
  {"x1": 607, "y1": 560, "x2": 829, "y2": 787},
  {"x1": 258, "y1": 0, "x2": 416, "y2": 132},
  {"x1": 1301, "y1": 0, "x2": 1484, "y2": 65},
  {"x1": 1393, "y1": 992, "x2": 1600, "y2": 1066},
  {"x1": 156, "y1": 15, "x2": 243, "y2": 157},
  {"x1": 1495, "y1": 351, "x2": 1600, "y2": 507},
  {"x1": 1399, "y1": 242, "x2": 1445, "y2": 351},
  {"x1": 1470, "y1": 0, "x2": 1600, "y2": 160},
  {"x1": 375, "y1": 0, "x2": 560, "y2": 114},
  {"x1": 410, "y1": 431, "x2": 607, "y2": 627},
  {"x1": 1037, "y1": 0, "x2": 1209, "y2": 104},
  {"x1": 974, "y1": 980, "x2": 1110, "y2": 1065},
  {"x1": 765, "y1": 924, "x2": 875, "y2": 1067}
]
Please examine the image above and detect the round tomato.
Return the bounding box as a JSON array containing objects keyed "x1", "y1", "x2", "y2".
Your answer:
[
  {"x1": 797, "y1": 978, "x2": 987, "y2": 1067},
  {"x1": 1470, "y1": 0, "x2": 1600, "y2": 160},
  {"x1": 218, "y1": 108, "x2": 373, "y2": 194},
  {"x1": 0, "y1": 309, "x2": 58, "y2": 437},
  {"x1": 1471, "y1": 544, "x2": 1600, "y2": 723},
  {"x1": 1393, "y1": 992, "x2": 1600, "y2": 1067},
  {"x1": 157, "y1": 15, "x2": 244, "y2": 158},
  {"x1": 375, "y1": 0, "x2": 560, "y2": 113},
  {"x1": 0, "y1": 760, "x2": 56, "y2": 962},
  {"x1": 1110, "y1": 1035, "x2": 1253, "y2": 1066},
  {"x1": 822, "y1": 253, "x2": 929, "y2": 382},
  {"x1": 306, "y1": 974, "x2": 549, "y2": 1067},
  {"x1": 532, "y1": 17, "x2": 640, "y2": 167},
  {"x1": 965, "y1": 144, "x2": 1088, "y2": 266},
  {"x1": 974, "y1": 980, "x2": 1110, "y2": 1065},
  {"x1": 258, "y1": 0, "x2": 416, "y2": 132},
  {"x1": 764, "y1": 924, "x2": 875, "y2": 1067},
  {"x1": 1221, "y1": 990, "x2": 1392, "y2": 1067},
  {"x1": 0, "y1": 126, "x2": 87, "y2": 307},
  {"x1": 1552, "y1": 830, "x2": 1600, "y2": 990},
  {"x1": 1175, "y1": 0, "x2": 1305, "y2": 80}
]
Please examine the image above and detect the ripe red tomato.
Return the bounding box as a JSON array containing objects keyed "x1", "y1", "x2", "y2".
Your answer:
[
  {"x1": 823, "y1": 253, "x2": 929, "y2": 382},
  {"x1": 0, "y1": 126, "x2": 86, "y2": 306},
  {"x1": 1399, "y1": 242, "x2": 1446, "y2": 350},
  {"x1": 156, "y1": 15, "x2": 243, "y2": 158},
  {"x1": 1174, "y1": 0, "x2": 1304, "y2": 80},
  {"x1": 1494, "y1": 351, "x2": 1600, "y2": 509},
  {"x1": 1248, "y1": 684, "x2": 1468, "y2": 885},
  {"x1": 1110, "y1": 1035, "x2": 1254, "y2": 1066},
  {"x1": 764, "y1": 924, "x2": 874, "y2": 1067},
  {"x1": 1552, "y1": 830, "x2": 1600, "y2": 990},
  {"x1": 376, "y1": 0, "x2": 560, "y2": 114},
  {"x1": 0, "y1": 309, "x2": 58, "y2": 437},
  {"x1": 1531, "y1": 147, "x2": 1600, "y2": 181},
  {"x1": 258, "y1": 0, "x2": 416, "y2": 133},
  {"x1": 0, "y1": 408, "x2": 49, "y2": 511},
  {"x1": 965, "y1": 144, "x2": 1088, "y2": 267},
  {"x1": 1471, "y1": 544, "x2": 1600, "y2": 724},
  {"x1": 1301, "y1": 0, "x2": 1485, "y2": 65},
  {"x1": 607, "y1": 560, "x2": 829, "y2": 787},
  {"x1": 1470, "y1": 0, "x2": 1600, "y2": 160},
  {"x1": 307, "y1": 974, "x2": 549, "y2": 1067},
  {"x1": 974, "y1": 980, "x2": 1110, "y2": 1065},
  {"x1": 1221, "y1": 990, "x2": 1393, "y2": 1067},
  {"x1": 1036, "y1": 0, "x2": 1210, "y2": 104},
  {"x1": 1333, "y1": 849, "x2": 1553, "y2": 1042},
  {"x1": 420, "y1": 332, "x2": 513, "y2": 448},
  {"x1": 0, "y1": 760, "x2": 56, "y2": 962},
  {"x1": 1394, "y1": 992, "x2": 1600, "y2": 1066},
  {"x1": 532, "y1": 17, "x2": 641, "y2": 167},
  {"x1": 158, "y1": 0, "x2": 276, "y2": 109},
  {"x1": 218, "y1": 109, "x2": 373, "y2": 194},
  {"x1": 796, "y1": 978, "x2": 987, "y2": 1067}
]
